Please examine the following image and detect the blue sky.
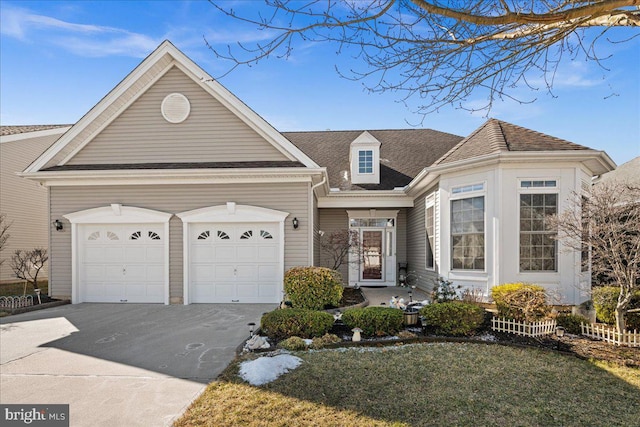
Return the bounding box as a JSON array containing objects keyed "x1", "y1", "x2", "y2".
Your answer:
[{"x1": 1, "y1": 1, "x2": 638, "y2": 166}]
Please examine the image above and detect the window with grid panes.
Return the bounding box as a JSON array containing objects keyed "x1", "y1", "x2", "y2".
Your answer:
[
  {"x1": 451, "y1": 196, "x2": 484, "y2": 270},
  {"x1": 519, "y1": 193, "x2": 557, "y2": 271}
]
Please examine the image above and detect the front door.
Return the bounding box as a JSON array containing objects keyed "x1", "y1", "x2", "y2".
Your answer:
[{"x1": 361, "y1": 229, "x2": 383, "y2": 281}]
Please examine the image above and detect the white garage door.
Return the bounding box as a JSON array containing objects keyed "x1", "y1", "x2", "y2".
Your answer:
[
  {"x1": 80, "y1": 224, "x2": 165, "y2": 303},
  {"x1": 190, "y1": 223, "x2": 280, "y2": 303}
]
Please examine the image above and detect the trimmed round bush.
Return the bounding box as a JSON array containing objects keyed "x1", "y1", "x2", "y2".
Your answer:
[
  {"x1": 341, "y1": 306, "x2": 404, "y2": 336},
  {"x1": 556, "y1": 313, "x2": 590, "y2": 335},
  {"x1": 419, "y1": 302, "x2": 485, "y2": 336},
  {"x1": 491, "y1": 283, "x2": 550, "y2": 322},
  {"x1": 310, "y1": 333, "x2": 342, "y2": 349},
  {"x1": 261, "y1": 308, "x2": 335, "y2": 340},
  {"x1": 278, "y1": 336, "x2": 309, "y2": 351},
  {"x1": 284, "y1": 266, "x2": 343, "y2": 310},
  {"x1": 592, "y1": 286, "x2": 640, "y2": 329}
]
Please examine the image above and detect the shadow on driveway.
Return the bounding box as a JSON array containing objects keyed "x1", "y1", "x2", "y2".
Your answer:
[{"x1": 1, "y1": 303, "x2": 275, "y2": 383}]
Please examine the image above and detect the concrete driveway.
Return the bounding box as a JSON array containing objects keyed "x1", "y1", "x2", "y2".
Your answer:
[{"x1": 0, "y1": 303, "x2": 275, "y2": 426}]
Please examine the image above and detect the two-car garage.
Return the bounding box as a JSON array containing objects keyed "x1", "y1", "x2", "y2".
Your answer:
[{"x1": 65, "y1": 203, "x2": 287, "y2": 305}]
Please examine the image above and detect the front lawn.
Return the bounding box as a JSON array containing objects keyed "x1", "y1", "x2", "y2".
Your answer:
[{"x1": 174, "y1": 342, "x2": 640, "y2": 427}]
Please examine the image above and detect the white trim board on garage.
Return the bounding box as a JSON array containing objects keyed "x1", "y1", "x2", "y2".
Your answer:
[
  {"x1": 64, "y1": 204, "x2": 172, "y2": 304},
  {"x1": 177, "y1": 203, "x2": 289, "y2": 304}
]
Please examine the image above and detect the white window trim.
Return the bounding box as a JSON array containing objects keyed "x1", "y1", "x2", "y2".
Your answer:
[
  {"x1": 450, "y1": 181, "x2": 486, "y2": 200},
  {"x1": 358, "y1": 149, "x2": 374, "y2": 175},
  {"x1": 425, "y1": 194, "x2": 436, "y2": 271},
  {"x1": 517, "y1": 184, "x2": 559, "y2": 273},
  {"x1": 449, "y1": 183, "x2": 487, "y2": 272},
  {"x1": 518, "y1": 178, "x2": 559, "y2": 193}
]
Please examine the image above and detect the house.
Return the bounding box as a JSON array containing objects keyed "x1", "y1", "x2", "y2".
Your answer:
[
  {"x1": 0, "y1": 125, "x2": 71, "y2": 282},
  {"x1": 20, "y1": 40, "x2": 615, "y2": 306}
]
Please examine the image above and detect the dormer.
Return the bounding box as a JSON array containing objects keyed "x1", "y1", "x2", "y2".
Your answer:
[{"x1": 349, "y1": 131, "x2": 381, "y2": 185}]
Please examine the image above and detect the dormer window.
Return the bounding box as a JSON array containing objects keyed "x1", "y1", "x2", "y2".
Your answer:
[
  {"x1": 358, "y1": 150, "x2": 374, "y2": 174},
  {"x1": 350, "y1": 131, "x2": 381, "y2": 185}
]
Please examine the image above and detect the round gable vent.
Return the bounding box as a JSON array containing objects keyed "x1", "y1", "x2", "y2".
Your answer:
[{"x1": 161, "y1": 93, "x2": 190, "y2": 123}]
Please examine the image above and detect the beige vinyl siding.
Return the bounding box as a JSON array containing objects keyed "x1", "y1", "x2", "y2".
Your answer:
[
  {"x1": 396, "y1": 209, "x2": 407, "y2": 274},
  {"x1": 68, "y1": 66, "x2": 288, "y2": 165},
  {"x1": 49, "y1": 182, "x2": 310, "y2": 301},
  {"x1": 317, "y1": 209, "x2": 350, "y2": 283},
  {"x1": 313, "y1": 195, "x2": 320, "y2": 266},
  {"x1": 407, "y1": 185, "x2": 440, "y2": 292},
  {"x1": 0, "y1": 135, "x2": 58, "y2": 281},
  {"x1": 45, "y1": 54, "x2": 174, "y2": 169},
  {"x1": 317, "y1": 208, "x2": 407, "y2": 285}
]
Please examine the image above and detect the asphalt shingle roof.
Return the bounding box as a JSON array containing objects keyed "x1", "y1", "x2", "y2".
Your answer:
[
  {"x1": 436, "y1": 119, "x2": 590, "y2": 165},
  {"x1": 0, "y1": 125, "x2": 71, "y2": 136},
  {"x1": 284, "y1": 129, "x2": 464, "y2": 190}
]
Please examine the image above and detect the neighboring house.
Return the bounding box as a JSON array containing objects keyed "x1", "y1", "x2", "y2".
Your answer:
[
  {"x1": 0, "y1": 125, "x2": 71, "y2": 282},
  {"x1": 594, "y1": 156, "x2": 640, "y2": 187},
  {"x1": 20, "y1": 41, "x2": 615, "y2": 305}
]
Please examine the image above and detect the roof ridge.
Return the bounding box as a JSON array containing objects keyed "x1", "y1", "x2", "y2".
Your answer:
[
  {"x1": 432, "y1": 119, "x2": 492, "y2": 166},
  {"x1": 488, "y1": 119, "x2": 509, "y2": 152}
]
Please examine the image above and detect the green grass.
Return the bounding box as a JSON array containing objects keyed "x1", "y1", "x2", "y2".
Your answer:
[
  {"x1": 175, "y1": 343, "x2": 640, "y2": 427},
  {"x1": 0, "y1": 280, "x2": 48, "y2": 297}
]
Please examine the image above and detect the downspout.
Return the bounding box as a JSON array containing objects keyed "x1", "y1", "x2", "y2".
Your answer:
[{"x1": 309, "y1": 176, "x2": 327, "y2": 266}]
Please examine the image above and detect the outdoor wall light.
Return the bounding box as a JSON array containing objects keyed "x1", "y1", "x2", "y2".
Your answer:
[
  {"x1": 53, "y1": 219, "x2": 64, "y2": 231},
  {"x1": 292, "y1": 217, "x2": 299, "y2": 229}
]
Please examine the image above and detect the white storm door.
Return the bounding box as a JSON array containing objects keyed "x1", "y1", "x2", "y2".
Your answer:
[
  {"x1": 190, "y1": 223, "x2": 280, "y2": 303},
  {"x1": 80, "y1": 225, "x2": 165, "y2": 303}
]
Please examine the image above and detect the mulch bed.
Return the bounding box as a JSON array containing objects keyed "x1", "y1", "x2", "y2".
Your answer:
[{"x1": 497, "y1": 332, "x2": 640, "y2": 368}]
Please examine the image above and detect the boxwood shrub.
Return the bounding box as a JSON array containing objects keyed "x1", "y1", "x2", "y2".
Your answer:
[
  {"x1": 260, "y1": 308, "x2": 335, "y2": 340},
  {"x1": 419, "y1": 302, "x2": 485, "y2": 336},
  {"x1": 555, "y1": 313, "x2": 590, "y2": 335},
  {"x1": 341, "y1": 306, "x2": 404, "y2": 336},
  {"x1": 491, "y1": 283, "x2": 550, "y2": 322},
  {"x1": 592, "y1": 286, "x2": 640, "y2": 329},
  {"x1": 284, "y1": 266, "x2": 343, "y2": 310}
]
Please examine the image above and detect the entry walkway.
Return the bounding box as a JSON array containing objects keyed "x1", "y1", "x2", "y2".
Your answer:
[{"x1": 360, "y1": 286, "x2": 430, "y2": 307}]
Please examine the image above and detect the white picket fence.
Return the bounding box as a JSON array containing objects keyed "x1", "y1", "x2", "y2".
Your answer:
[
  {"x1": 491, "y1": 317, "x2": 557, "y2": 338},
  {"x1": 580, "y1": 323, "x2": 640, "y2": 347}
]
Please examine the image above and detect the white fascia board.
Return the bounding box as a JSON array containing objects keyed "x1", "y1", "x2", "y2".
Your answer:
[
  {"x1": 25, "y1": 40, "x2": 319, "y2": 172},
  {"x1": 405, "y1": 150, "x2": 615, "y2": 196},
  {"x1": 0, "y1": 127, "x2": 71, "y2": 144},
  {"x1": 20, "y1": 167, "x2": 325, "y2": 187},
  {"x1": 317, "y1": 192, "x2": 414, "y2": 208}
]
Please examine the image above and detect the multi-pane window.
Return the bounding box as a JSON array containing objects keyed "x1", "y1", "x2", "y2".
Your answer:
[
  {"x1": 451, "y1": 196, "x2": 484, "y2": 270},
  {"x1": 426, "y1": 203, "x2": 435, "y2": 269},
  {"x1": 358, "y1": 150, "x2": 373, "y2": 174},
  {"x1": 519, "y1": 193, "x2": 557, "y2": 271}
]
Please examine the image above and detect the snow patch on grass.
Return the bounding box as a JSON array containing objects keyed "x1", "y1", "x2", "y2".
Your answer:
[{"x1": 239, "y1": 354, "x2": 303, "y2": 386}]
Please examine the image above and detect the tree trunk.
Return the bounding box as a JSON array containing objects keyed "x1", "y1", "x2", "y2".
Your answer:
[{"x1": 615, "y1": 306, "x2": 626, "y2": 332}]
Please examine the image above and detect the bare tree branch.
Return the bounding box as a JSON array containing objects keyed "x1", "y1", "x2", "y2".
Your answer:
[
  {"x1": 208, "y1": 0, "x2": 639, "y2": 114},
  {"x1": 551, "y1": 182, "x2": 640, "y2": 331},
  {"x1": 10, "y1": 248, "x2": 48, "y2": 292},
  {"x1": 0, "y1": 214, "x2": 10, "y2": 267}
]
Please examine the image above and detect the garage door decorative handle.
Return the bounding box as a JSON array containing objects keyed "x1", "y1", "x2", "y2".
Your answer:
[{"x1": 123, "y1": 266, "x2": 126, "y2": 275}]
